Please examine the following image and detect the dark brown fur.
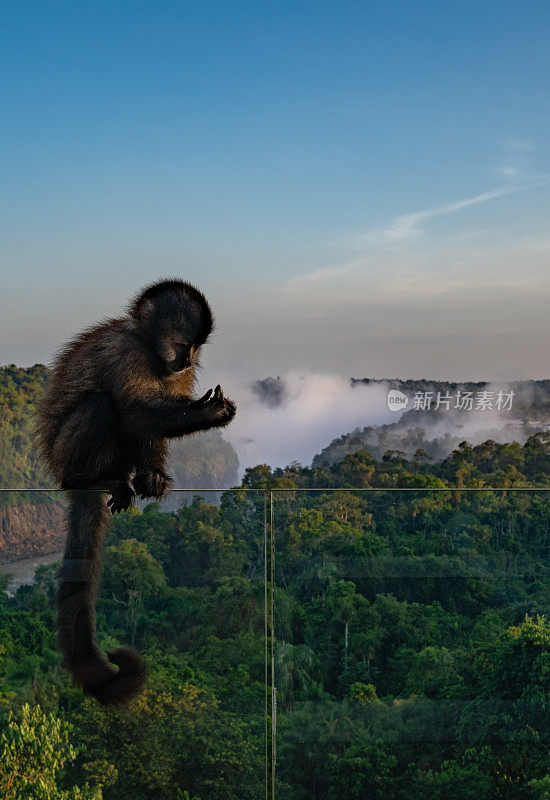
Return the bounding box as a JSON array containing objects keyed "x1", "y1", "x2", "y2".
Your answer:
[{"x1": 36, "y1": 279, "x2": 236, "y2": 704}]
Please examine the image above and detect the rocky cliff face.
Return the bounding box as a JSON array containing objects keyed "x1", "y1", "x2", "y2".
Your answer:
[{"x1": 0, "y1": 500, "x2": 66, "y2": 563}]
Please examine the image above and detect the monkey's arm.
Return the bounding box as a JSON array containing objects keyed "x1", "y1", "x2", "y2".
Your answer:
[
  {"x1": 133, "y1": 438, "x2": 167, "y2": 471},
  {"x1": 124, "y1": 385, "x2": 236, "y2": 439},
  {"x1": 133, "y1": 439, "x2": 173, "y2": 499}
]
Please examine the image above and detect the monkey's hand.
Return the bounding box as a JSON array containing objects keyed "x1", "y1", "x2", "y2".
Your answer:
[
  {"x1": 133, "y1": 470, "x2": 173, "y2": 500},
  {"x1": 193, "y1": 385, "x2": 237, "y2": 428},
  {"x1": 107, "y1": 481, "x2": 135, "y2": 514}
]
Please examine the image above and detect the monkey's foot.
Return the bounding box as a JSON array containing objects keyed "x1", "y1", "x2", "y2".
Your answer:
[
  {"x1": 107, "y1": 481, "x2": 135, "y2": 514},
  {"x1": 133, "y1": 470, "x2": 173, "y2": 499}
]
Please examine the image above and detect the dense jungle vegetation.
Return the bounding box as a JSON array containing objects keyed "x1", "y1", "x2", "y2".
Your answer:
[{"x1": 0, "y1": 437, "x2": 549, "y2": 798}]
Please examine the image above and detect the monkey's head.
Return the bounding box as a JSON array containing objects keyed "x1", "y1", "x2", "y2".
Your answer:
[{"x1": 130, "y1": 280, "x2": 213, "y2": 374}]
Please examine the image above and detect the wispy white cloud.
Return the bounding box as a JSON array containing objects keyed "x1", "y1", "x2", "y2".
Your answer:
[
  {"x1": 357, "y1": 174, "x2": 550, "y2": 245},
  {"x1": 284, "y1": 172, "x2": 550, "y2": 306},
  {"x1": 500, "y1": 166, "x2": 521, "y2": 177},
  {"x1": 498, "y1": 138, "x2": 534, "y2": 178},
  {"x1": 377, "y1": 186, "x2": 511, "y2": 241},
  {"x1": 284, "y1": 237, "x2": 550, "y2": 306}
]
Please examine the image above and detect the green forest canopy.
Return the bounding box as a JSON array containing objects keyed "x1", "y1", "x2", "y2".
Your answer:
[{"x1": 0, "y1": 439, "x2": 549, "y2": 799}]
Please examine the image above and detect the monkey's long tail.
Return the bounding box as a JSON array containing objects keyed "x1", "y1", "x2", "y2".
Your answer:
[{"x1": 57, "y1": 490, "x2": 146, "y2": 705}]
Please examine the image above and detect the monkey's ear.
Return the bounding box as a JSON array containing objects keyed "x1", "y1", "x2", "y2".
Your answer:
[{"x1": 130, "y1": 297, "x2": 155, "y2": 320}]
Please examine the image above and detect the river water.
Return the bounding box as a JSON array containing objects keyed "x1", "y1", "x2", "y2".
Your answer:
[{"x1": 0, "y1": 551, "x2": 63, "y2": 595}]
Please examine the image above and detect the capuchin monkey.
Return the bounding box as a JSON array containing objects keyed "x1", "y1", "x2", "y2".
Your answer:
[{"x1": 36, "y1": 279, "x2": 236, "y2": 704}]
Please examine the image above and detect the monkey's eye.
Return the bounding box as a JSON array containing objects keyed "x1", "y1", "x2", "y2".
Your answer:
[
  {"x1": 171, "y1": 334, "x2": 185, "y2": 345},
  {"x1": 158, "y1": 340, "x2": 177, "y2": 363}
]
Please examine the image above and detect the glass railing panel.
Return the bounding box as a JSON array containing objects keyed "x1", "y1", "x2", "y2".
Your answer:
[
  {"x1": 0, "y1": 487, "x2": 268, "y2": 800},
  {"x1": 272, "y1": 488, "x2": 550, "y2": 800}
]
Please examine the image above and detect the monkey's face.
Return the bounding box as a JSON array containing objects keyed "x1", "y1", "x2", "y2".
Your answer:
[{"x1": 157, "y1": 332, "x2": 199, "y2": 373}]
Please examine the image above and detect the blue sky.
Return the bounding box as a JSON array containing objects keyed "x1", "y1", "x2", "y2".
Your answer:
[{"x1": 2, "y1": 1, "x2": 550, "y2": 379}]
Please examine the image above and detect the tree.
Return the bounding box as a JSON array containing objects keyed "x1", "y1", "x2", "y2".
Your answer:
[
  {"x1": 405, "y1": 646, "x2": 463, "y2": 698},
  {"x1": 413, "y1": 448, "x2": 432, "y2": 473},
  {"x1": 0, "y1": 703, "x2": 104, "y2": 799},
  {"x1": 101, "y1": 539, "x2": 167, "y2": 643},
  {"x1": 476, "y1": 615, "x2": 550, "y2": 698},
  {"x1": 275, "y1": 641, "x2": 318, "y2": 711}
]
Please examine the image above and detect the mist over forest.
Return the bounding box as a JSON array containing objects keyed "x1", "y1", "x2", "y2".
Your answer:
[{"x1": 222, "y1": 372, "x2": 550, "y2": 475}]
